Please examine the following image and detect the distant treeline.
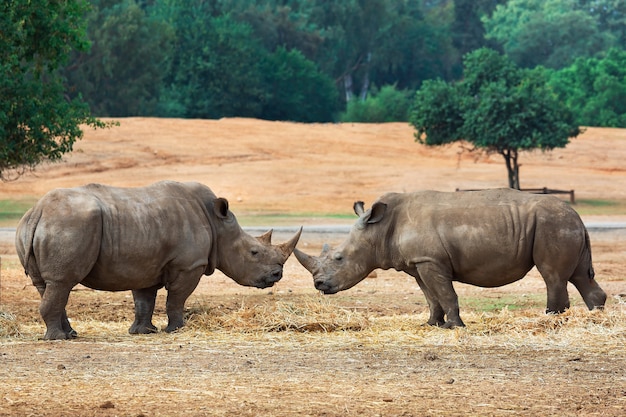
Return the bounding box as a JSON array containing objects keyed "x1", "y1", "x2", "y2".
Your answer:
[{"x1": 63, "y1": 0, "x2": 626, "y2": 126}]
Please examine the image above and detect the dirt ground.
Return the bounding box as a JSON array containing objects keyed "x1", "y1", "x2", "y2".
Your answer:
[{"x1": 1, "y1": 118, "x2": 625, "y2": 416}]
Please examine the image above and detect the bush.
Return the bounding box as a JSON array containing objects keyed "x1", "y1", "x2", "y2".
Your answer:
[{"x1": 340, "y1": 85, "x2": 412, "y2": 123}]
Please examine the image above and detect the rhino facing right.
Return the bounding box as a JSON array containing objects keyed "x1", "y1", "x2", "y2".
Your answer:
[
  {"x1": 295, "y1": 188, "x2": 607, "y2": 328},
  {"x1": 16, "y1": 181, "x2": 302, "y2": 340}
]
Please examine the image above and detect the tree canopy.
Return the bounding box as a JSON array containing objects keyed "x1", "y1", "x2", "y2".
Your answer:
[
  {"x1": 410, "y1": 48, "x2": 581, "y2": 190},
  {"x1": 547, "y1": 48, "x2": 626, "y2": 127},
  {"x1": 54, "y1": 0, "x2": 624, "y2": 125},
  {"x1": 0, "y1": 0, "x2": 108, "y2": 180}
]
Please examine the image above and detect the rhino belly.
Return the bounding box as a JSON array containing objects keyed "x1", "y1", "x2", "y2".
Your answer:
[
  {"x1": 80, "y1": 263, "x2": 165, "y2": 291},
  {"x1": 454, "y1": 261, "x2": 535, "y2": 288}
]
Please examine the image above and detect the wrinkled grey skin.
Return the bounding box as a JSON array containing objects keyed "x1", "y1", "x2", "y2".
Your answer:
[
  {"x1": 15, "y1": 181, "x2": 301, "y2": 340},
  {"x1": 295, "y1": 189, "x2": 606, "y2": 328}
]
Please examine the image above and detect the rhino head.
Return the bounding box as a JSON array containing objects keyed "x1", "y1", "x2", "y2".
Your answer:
[
  {"x1": 211, "y1": 198, "x2": 302, "y2": 288},
  {"x1": 294, "y1": 201, "x2": 387, "y2": 294}
]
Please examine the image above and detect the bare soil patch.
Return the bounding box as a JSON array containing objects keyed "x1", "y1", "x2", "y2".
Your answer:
[{"x1": 1, "y1": 118, "x2": 625, "y2": 416}]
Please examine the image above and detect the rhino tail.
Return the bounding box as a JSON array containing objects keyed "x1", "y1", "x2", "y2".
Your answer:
[
  {"x1": 18, "y1": 205, "x2": 43, "y2": 277},
  {"x1": 583, "y1": 228, "x2": 595, "y2": 281}
]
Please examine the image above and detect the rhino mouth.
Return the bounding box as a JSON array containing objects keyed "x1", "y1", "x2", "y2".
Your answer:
[
  {"x1": 314, "y1": 280, "x2": 338, "y2": 294},
  {"x1": 254, "y1": 269, "x2": 283, "y2": 288}
]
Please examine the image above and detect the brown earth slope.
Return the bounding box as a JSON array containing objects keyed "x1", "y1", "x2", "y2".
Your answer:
[{"x1": 1, "y1": 118, "x2": 625, "y2": 215}]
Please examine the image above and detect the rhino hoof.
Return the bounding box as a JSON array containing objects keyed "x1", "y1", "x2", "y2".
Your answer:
[
  {"x1": 129, "y1": 323, "x2": 158, "y2": 334},
  {"x1": 441, "y1": 320, "x2": 465, "y2": 329},
  {"x1": 43, "y1": 329, "x2": 74, "y2": 340}
]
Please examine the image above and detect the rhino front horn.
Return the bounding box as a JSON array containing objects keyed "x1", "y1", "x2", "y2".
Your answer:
[
  {"x1": 293, "y1": 248, "x2": 320, "y2": 273},
  {"x1": 278, "y1": 227, "x2": 303, "y2": 261}
]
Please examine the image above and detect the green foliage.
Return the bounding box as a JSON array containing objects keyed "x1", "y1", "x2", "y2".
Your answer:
[
  {"x1": 547, "y1": 48, "x2": 626, "y2": 127},
  {"x1": 64, "y1": 0, "x2": 175, "y2": 117},
  {"x1": 340, "y1": 85, "x2": 413, "y2": 123},
  {"x1": 19, "y1": 0, "x2": 620, "y2": 125},
  {"x1": 410, "y1": 48, "x2": 581, "y2": 189},
  {"x1": 155, "y1": 1, "x2": 266, "y2": 118},
  {"x1": 0, "y1": 0, "x2": 108, "y2": 180},
  {"x1": 411, "y1": 79, "x2": 463, "y2": 145},
  {"x1": 260, "y1": 47, "x2": 338, "y2": 122},
  {"x1": 483, "y1": 0, "x2": 616, "y2": 69}
]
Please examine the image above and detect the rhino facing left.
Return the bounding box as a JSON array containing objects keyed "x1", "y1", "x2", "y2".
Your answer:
[{"x1": 15, "y1": 180, "x2": 302, "y2": 340}]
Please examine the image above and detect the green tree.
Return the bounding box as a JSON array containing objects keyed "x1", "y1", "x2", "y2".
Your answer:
[
  {"x1": 64, "y1": 0, "x2": 175, "y2": 117},
  {"x1": 154, "y1": 1, "x2": 266, "y2": 118},
  {"x1": 260, "y1": 47, "x2": 338, "y2": 122},
  {"x1": 0, "y1": 0, "x2": 108, "y2": 180},
  {"x1": 450, "y1": 0, "x2": 506, "y2": 77},
  {"x1": 548, "y1": 48, "x2": 626, "y2": 127},
  {"x1": 483, "y1": 0, "x2": 614, "y2": 69},
  {"x1": 410, "y1": 48, "x2": 581, "y2": 190}
]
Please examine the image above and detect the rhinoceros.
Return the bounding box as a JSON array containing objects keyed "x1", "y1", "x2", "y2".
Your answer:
[
  {"x1": 294, "y1": 189, "x2": 606, "y2": 328},
  {"x1": 15, "y1": 180, "x2": 301, "y2": 340}
]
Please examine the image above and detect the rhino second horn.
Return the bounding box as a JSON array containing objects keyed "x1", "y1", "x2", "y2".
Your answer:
[
  {"x1": 294, "y1": 247, "x2": 320, "y2": 273},
  {"x1": 257, "y1": 229, "x2": 273, "y2": 245},
  {"x1": 279, "y1": 227, "x2": 303, "y2": 261}
]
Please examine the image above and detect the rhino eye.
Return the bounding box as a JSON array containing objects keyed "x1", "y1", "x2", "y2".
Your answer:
[
  {"x1": 251, "y1": 249, "x2": 259, "y2": 256},
  {"x1": 333, "y1": 253, "x2": 343, "y2": 261}
]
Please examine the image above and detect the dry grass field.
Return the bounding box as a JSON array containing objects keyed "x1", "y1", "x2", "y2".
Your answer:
[{"x1": 1, "y1": 118, "x2": 625, "y2": 416}]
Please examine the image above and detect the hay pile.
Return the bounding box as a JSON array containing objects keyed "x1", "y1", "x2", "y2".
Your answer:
[
  {"x1": 185, "y1": 296, "x2": 370, "y2": 333},
  {"x1": 0, "y1": 311, "x2": 20, "y2": 337}
]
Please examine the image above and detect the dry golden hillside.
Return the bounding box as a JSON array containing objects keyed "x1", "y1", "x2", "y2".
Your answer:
[{"x1": 1, "y1": 118, "x2": 625, "y2": 217}]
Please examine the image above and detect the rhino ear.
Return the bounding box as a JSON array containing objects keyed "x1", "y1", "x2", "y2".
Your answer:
[
  {"x1": 213, "y1": 198, "x2": 229, "y2": 219},
  {"x1": 364, "y1": 202, "x2": 387, "y2": 224},
  {"x1": 353, "y1": 201, "x2": 365, "y2": 216},
  {"x1": 257, "y1": 229, "x2": 273, "y2": 245}
]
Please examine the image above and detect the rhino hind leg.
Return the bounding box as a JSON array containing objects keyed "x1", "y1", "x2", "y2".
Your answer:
[
  {"x1": 39, "y1": 281, "x2": 76, "y2": 340},
  {"x1": 569, "y1": 265, "x2": 607, "y2": 311},
  {"x1": 415, "y1": 263, "x2": 465, "y2": 328},
  {"x1": 130, "y1": 286, "x2": 160, "y2": 334}
]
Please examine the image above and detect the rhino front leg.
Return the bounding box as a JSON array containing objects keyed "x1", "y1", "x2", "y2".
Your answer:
[
  {"x1": 415, "y1": 263, "x2": 465, "y2": 329},
  {"x1": 410, "y1": 272, "x2": 445, "y2": 326},
  {"x1": 130, "y1": 286, "x2": 160, "y2": 334},
  {"x1": 39, "y1": 281, "x2": 75, "y2": 340},
  {"x1": 164, "y1": 267, "x2": 204, "y2": 333}
]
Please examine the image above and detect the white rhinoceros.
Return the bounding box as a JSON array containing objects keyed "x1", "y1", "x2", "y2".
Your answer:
[
  {"x1": 16, "y1": 180, "x2": 301, "y2": 340},
  {"x1": 295, "y1": 189, "x2": 606, "y2": 328}
]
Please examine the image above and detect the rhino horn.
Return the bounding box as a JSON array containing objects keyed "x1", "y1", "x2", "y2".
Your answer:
[
  {"x1": 294, "y1": 247, "x2": 320, "y2": 273},
  {"x1": 278, "y1": 227, "x2": 303, "y2": 261},
  {"x1": 257, "y1": 229, "x2": 273, "y2": 244}
]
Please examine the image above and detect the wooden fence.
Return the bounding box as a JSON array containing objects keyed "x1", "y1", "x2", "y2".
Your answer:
[{"x1": 456, "y1": 187, "x2": 576, "y2": 204}]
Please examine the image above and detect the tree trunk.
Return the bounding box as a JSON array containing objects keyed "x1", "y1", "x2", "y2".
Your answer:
[
  {"x1": 359, "y1": 52, "x2": 372, "y2": 101},
  {"x1": 501, "y1": 148, "x2": 521, "y2": 190},
  {"x1": 343, "y1": 74, "x2": 353, "y2": 102}
]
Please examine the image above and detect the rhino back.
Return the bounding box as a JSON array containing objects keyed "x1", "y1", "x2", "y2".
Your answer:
[
  {"x1": 382, "y1": 189, "x2": 584, "y2": 286},
  {"x1": 85, "y1": 182, "x2": 215, "y2": 290},
  {"x1": 32, "y1": 182, "x2": 215, "y2": 291}
]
